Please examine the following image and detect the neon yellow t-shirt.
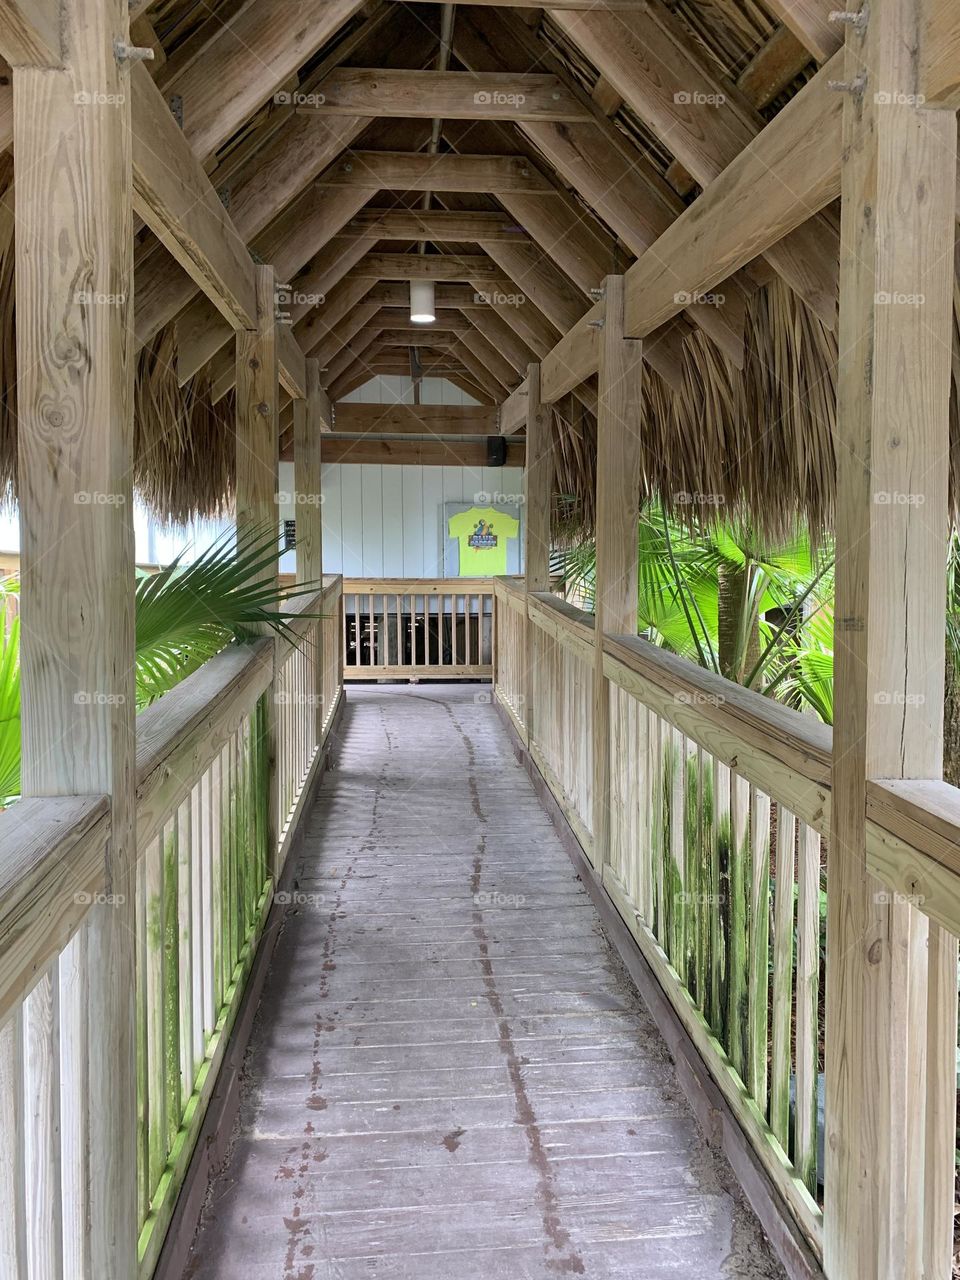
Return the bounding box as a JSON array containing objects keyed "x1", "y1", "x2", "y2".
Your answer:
[{"x1": 448, "y1": 506, "x2": 520, "y2": 576}]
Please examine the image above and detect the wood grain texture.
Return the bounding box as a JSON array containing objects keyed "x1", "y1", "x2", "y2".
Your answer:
[
  {"x1": 826, "y1": 0, "x2": 959, "y2": 1273},
  {"x1": 163, "y1": 0, "x2": 367, "y2": 162},
  {"x1": 592, "y1": 277, "x2": 644, "y2": 872},
  {"x1": 331, "y1": 403, "x2": 499, "y2": 435},
  {"x1": 131, "y1": 63, "x2": 257, "y2": 331},
  {"x1": 236, "y1": 266, "x2": 280, "y2": 561},
  {"x1": 13, "y1": 0, "x2": 137, "y2": 1271},
  {"x1": 294, "y1": 360, "x2": 324, "y2": 586},
  {"x1": 315, "y1": 438, "x2": 524, "y2": 466},
  {"x1": 0, "y1": 0, "x2": 60, "y2": 65},
  {"x1": 623, "y1": 56, "x2": 843, "y2": 339},
  {"x1": 305, "y1": 68, "x2": 591, "y2": 121},
  {"x1": 321, "y1": 149, "x2": 554, "y2": 192},
  {"x1": 762, "y1": 0, "x2": 841, "y2": 61}
]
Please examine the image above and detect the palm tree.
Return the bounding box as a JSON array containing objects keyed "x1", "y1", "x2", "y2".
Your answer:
[
  {"x1": 0, "y1": 527, "x2": 321, "y2": 807},
  {"x1": 553, "y1": 503, "x2": 835, "y2": 719}
]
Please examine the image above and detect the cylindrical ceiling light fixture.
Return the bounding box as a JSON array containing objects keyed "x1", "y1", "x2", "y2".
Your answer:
[{"x1": 410, "y1": 279, "x2": 436, "y2": 324}]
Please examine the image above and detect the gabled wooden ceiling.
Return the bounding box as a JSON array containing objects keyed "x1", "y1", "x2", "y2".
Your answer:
[{"x1": 118, "y1": 0, "x2": 842, "y2": 426}]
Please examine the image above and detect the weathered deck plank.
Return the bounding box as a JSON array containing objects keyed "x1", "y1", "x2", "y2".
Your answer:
[{"x1": 186, "y1": 685, "x2": 783, "y2": 1279}]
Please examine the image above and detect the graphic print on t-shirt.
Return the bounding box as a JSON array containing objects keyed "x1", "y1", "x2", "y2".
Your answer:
[{"x1": 447, "y1": 505, "x2": 520, "y2": 576}]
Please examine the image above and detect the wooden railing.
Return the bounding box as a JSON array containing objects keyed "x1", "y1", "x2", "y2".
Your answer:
[
  {"x1": 492, "y1": 587, "x2": 960, "y2": 1268},
  {"x1": 0, "y1": 576, "x2": 344, "y2": 1278},
  {"x1": 342, "y1": 578, "x2": 493, "y2": 680}
]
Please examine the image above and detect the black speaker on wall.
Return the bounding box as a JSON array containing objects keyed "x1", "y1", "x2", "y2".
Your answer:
[{"x1": 486, "y1": 435, "x2": 507, "y2": 467}]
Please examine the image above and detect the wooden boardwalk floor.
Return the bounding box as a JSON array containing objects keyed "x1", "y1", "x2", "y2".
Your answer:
[{"x1": 186, "y1": 685, "x2": 784, "y2": 1279}]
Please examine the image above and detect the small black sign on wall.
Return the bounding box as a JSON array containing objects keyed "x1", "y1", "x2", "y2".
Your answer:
[{"x1": 283, "y1": 519, "x2": 296, "y2": 551}]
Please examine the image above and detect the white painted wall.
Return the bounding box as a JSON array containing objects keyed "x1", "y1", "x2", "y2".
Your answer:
[
  {"x1": 312, "y1": 374, "x2": 523, "y2": 578},
  {"x1": 317, "y1": 462, "x2": 523, "y2": 578},
  {"x1": 3, "y1": 376, "x2": 519, "y2": 583}
]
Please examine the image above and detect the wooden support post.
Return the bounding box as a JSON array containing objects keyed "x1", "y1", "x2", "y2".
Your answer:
[
  {"x1": 294, "y1": 357, "x2": 324, "y2": 744},
  {"x1": 293, "y1": 359, "x2": 324, "y2": 585},
  {"x1": 236, "y1": 265, "x2": 281, "y2": 872},
  {"x1": 827, "y1": 1, "x2": 959, "y2": 1276},
  {"x1": 523, "y1": 362, "x2": 554, "y2": 746},
  {"x1": 14, "y1": 0, "x2": 138, "y2": 1272},
  {"x1": 592, "y1": 277, "x2": 643, "y2": 871}
]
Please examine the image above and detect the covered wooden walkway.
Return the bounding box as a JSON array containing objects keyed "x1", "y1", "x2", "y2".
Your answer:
[{"x1": 185, "y1": 685, "x2": 782, "y2": 1279}]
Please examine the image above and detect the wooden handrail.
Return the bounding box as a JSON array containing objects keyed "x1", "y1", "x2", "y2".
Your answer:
[
  {"x1": 515, "y1": 597, "x2": 960, "y2": 937},
  {"x1": 136, "y1": 638, "x2": 274, "y2": 849},
  {"x1": 0, "y1": 794, "x2": 110, "y2": 1022},
  {"x1": 343, "y1": 577, "x2": 495, "y2": 593}
]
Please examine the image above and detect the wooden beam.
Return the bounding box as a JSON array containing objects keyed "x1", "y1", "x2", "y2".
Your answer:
[
  {"x1": 452, "y1": 339, "x2": 512, "y2": 400},
  {"x1": 540, "y1": 303, "x2": 602, "y2": 402},
  {"x1": 277, "y1": 320, "x2": 306, "y2": 400},
  {"x1": 131, "y1": 63, "x2": 258, "y2": 332},
  {"x1": 524, "y1": 364, "x2": 553, "y2": 591},
  {"x1": 826, "y1": 1, "x2": 959, "y2": 1275},
  {"x1": 451, "y1": 10, "x2": 749, "y2": 361},
  {"x1": 322, "y1": 150, "x2": 553, "y2": 192},
  {"x1": 310, "y1": 438, "x2": 523, "y2": 466},
  {"x1": 0, "y1": 0, "x2": 60, "y2": 65},
  {"x1": 293, "y1": 276, "x2": 376, "y2": 353},
  {"x1": 175, "y1": 186, "x2": 369, "y2": 383},
  {"x1": 324, "y1": 329, "x2": 382, "y2": 389},
  {"x1": 480, "y1": 240, "x2": 587, "y2": 332},
  {"x1": 623, "y1": 57, "x2": 843, "y2": 339},
  {"x1": 13, "y1": 0, "x2": 136, "y2": 1273},
  {"x1": 293, "y1": 360, "x2": 324, "y2": 584},
  {"x1": 301, "y1": 69, "x2": 591, "y2": 122},
  {"x1": 761, "y1": 0, "x2": 840, "y2": 61},
  {"x1": 466, "y1": 308, "x2": 538, "y2": 376},
  {"x1": 330, "y1": 403, "x2": 499, "y2": 434},
  {"x1": 459, "y1": 326, "x2": 523, "y2": 390},
  {"x1": 343, "y1": 209, "x2": 527, "y2": 242},
  {"x1": 365, "y1": 281, "x2": 502, "y2": 309},
  {"x1": 348, "y1": 252, "x2": 505, "y2": 281},
  {"x1": 500, "y1": 380, "x2": 529, "y2": 435},
  {"x1": 236, "y1": 266, "x2": 280, "y2": 551},
  {"x1": 920, "y1": 0, "x2": 960, "y2": 107},
  {"x1": 550, "y1": 5, "x2": 840, "y2": 327},
  {"x1": 134, "y1": 112, "x2": 367, "y2": 347},
  {"x1": 310, "y1": 303, "x2": 383, "y2": 371},
  {"x1": 592, "y1": 275, "x2": 643, "y2": 873},
  {"x1": 162, "y1": 0, "x2": 368, "y2": 163}
]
